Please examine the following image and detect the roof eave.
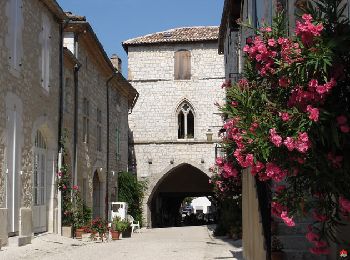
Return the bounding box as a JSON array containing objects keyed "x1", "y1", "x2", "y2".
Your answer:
[{"x1": 218, "y1": 0, "x2": 242, "y2": 54}]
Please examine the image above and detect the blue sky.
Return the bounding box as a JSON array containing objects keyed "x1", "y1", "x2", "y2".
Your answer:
[{"x1": 57, "y1": 0, "x2": 224, "y2": 76}]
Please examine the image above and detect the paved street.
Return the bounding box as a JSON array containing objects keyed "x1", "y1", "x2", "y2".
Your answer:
[{"x1": 0, "y1": 226, "x2": 242, "y2": 260}]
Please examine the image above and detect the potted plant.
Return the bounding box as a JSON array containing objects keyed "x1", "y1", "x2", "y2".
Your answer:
[
  {"x1": 90, "y1": 217, "x2": 109, "y2": 242},
  {"x1": 111, "y1": 217, "x2": 128, "y2": 240},
  {"x1": 271, "y1": 236, "x2": 284, "y2": 260},
  {"x1": 121, "y1": 221, "x2": 132, "y2": 238},
  {"x1": 72, "y1": 189, "x2": 92, "y2": 239}
]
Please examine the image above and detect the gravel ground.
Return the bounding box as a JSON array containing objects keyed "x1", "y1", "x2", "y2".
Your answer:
[{"x1": 0, "y1": 225, "x2": 242, "y2": 260}]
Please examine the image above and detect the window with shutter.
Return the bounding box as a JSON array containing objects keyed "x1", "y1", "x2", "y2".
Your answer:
[
  {"x1": 174, "y1": 50, "x2": 191, "y2": 80},
  {"x1": 83, "y1": 98, "x2": 90, "y2": 143},
  {"x1": 7, "y1": 0, "x2": 23, "y2": 71},
  {"x1": 41, "y1": 14, "x2": 51, "y2": 91}
]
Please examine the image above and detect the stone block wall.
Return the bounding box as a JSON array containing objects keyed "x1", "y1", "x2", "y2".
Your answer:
[
  {"x1": 127, "y1": 40, "x2": 225, "y2": 226},
  {"x1": 0, "y1": 0, "x2": 60, "y2": 240}
]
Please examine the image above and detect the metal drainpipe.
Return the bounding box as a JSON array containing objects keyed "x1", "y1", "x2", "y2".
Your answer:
[
  {"x1": 73, "y1": 35, "x2": 81, "y2": 189},
  {"x1": 105, "y1": 74, "x2": 114, "y2": 220},
  {"x1": 58, "y1": 18, "x2": 70, "y2": 156},
  {"x1": 58, "y1": 18, "x2": 70, "y2": 235}
]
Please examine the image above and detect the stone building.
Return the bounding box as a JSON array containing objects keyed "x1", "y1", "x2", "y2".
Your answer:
[
  {"x1": 62, "y1": 13, "x2": 138, "y2": 221},
  {"x1": 0, "y1": 0, "x2": 66, "y2": 246},
  {"x1": 123, "y1": 27, "x2": 225, "y2": 227},
  {"x1": 0, "y1": 0, "x2": 137, "y2": 247}
]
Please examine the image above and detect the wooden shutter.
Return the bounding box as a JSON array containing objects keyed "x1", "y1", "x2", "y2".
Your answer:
[{"x1": 174, "y1": 50, "x2": 191, "y2": 80}]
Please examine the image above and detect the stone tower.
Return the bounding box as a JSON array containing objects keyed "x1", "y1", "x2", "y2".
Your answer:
[{"x1": 123, "y1": 26, "x2": 225, "y2": 227}]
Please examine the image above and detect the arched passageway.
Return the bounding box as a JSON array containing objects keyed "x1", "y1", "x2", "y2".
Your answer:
[{"x1": 148, "y1": 163, "x2": 213, "y2": 228}]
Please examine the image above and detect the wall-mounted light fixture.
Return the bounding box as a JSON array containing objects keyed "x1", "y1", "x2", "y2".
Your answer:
[
  {"x1": 148, "y1": 158, "x2": 152, "y2": 164},
  {"x1": 206, "y1": 128, "x2": 213, "y2": 142},
  {"x1": 170, "y1": 158, "x2": 174, "y2": 164}
]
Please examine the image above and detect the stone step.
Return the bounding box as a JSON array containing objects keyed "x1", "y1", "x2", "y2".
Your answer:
[
  {"x1": 7, "y1": 235, "x2": 32, "y2": 247},
  {"x1": 283, "y1": 249, "x2": 327, "y2": 260},
  {"x1": 278, "y1": 235, "x2": 313, "y2": 251}
]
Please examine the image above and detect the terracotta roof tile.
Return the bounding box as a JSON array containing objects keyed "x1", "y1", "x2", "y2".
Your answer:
[
  {"x1": 65, "y1": 11, "x2": 86, "y2": 21},
  {"x1": 123, "y1": 26, "x2": 219, "y2": 48}
]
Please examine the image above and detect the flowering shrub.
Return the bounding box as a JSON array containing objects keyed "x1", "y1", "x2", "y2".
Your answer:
[{"x1": 215, "y1": 0, "x2": 350, "y2": 255}]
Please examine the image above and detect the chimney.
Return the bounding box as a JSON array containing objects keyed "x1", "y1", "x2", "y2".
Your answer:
[{"x1": 110, "y1": 54, "x2": 122, "y2": 73}]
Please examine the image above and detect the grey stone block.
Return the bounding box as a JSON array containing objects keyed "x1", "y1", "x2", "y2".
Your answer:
[
  {"x1": 0, "y1": 208, "x2": 8, "y2": 246},
  {"x1": 18, "y1": 236, "x2": 31, "y2": 247},
  {"x1": 20, "y1": 207, "x2": 32, "y2": 237}
]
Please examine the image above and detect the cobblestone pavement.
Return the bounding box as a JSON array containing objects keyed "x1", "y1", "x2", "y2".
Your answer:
[{"x1": 0, "y1": 225, "x2": 242, "y2": 260}]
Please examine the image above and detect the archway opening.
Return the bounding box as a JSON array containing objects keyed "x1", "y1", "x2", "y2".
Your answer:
[{"x1": 149, "y1": 164, "x2": 213, "y2": 228}]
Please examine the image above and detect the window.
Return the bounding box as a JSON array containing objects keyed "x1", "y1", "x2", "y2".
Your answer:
[
  {"x1": 116, "y1": 128, "x2": 120, "y2": 160},
  {"x1": 177, "y1": 102, "x2": 195, "y2": 139},
  {"x1": 33, "y1": 130, "x2": 47, "y2": 206},
  {"x1": 96, "y1": 108, "x2": 102, "y2": 152},
  {"x1": 6, "y1": 0, "x2": 23, "y2": 71},
  {"x1": 41, "y1": 14, "x2": 51, "y2": 91},
  {"x1": 83, "y1": 98, "x2": 90, "y2": 143},
  {"x1": 174, "y1": 50, "x2": 191, "y2": 80}
]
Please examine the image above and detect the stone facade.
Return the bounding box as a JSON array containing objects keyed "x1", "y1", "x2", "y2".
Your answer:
[
  {"x1": 0, "y1": 0, "x2": 137, "y2": 247},
  {"x1": 62, "y1": 16, "x2": 137, "y2": 221},
  {"x1": 125, "y1": 33, "x2": 225, "y2": 227},
  {"x1": 0, "y1": 0, "x2": 64, "y2": 246}
]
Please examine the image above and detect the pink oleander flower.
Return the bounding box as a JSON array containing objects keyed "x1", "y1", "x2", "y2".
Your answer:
[
  {"x1": 231, "y1": 101, "x2": 238, "y2": 107},
  {"x1": 269, "y1": 128, "x2": 283, "y2": 147},
  {"x1": 295, "y1": 132, "x2": 310, "y2": 153},
  {"x1": 306, "y1": 105, "x2": 319, "y2": 122},
  {"x1": 251, "y1": 161, "x2": 265, "y2": 176},
  {"x1": 340, "y1": 125, "x2": 350, "y2": 133},
  {"x1": 63, "y1": 185, "x2": 67, "y2": 190},
  {"x1": 306, "y1": 230, "x2": 320, "y2": 243},
  {"x1": 339, "y1": 196, "x2": 350, "y2": 212},
  {"x1": 327, "y1": 152, "x2": 343, "y2": 168},
  {"x1": 281, "y1": 211, "x2": 295, "y2": 227},
  {"x1": 278, "y1": 77, "x2": 290, "y2": 87},
  {"x1": 275, "y1": 185, "x2": 286, "y2": 193},
  {"x1": 268, "y1": 38, "x2": 276, "y2": 47},
  {"x1": 337, "y1": 115, "x2": 348, "y2": 125},
  {"x1": 57, "y1": 171, "x2": 62, "y2": 177},
  {"x1": 73, "y1": 185, "x2": 79, "y2": 191},
  {"x1": 216, "y1": 157, "x2": 224, "y2": 167},
  {"x1": 295, "y1": 14, "x2": 324, "y2": 46},
  {"x1": 279, "y1": 112, "x2": 290, "y2": 122},
  {"x1": 312, "y1": 210, "x2": 328, "y2": 222},
  {"x1": 221, "y1": 80, "x2": 231, "y2": 88},
  {"x1": 222, "y1": 163, "x2": 238, "y2": 178},
  {"x1": 271, "y1": 202, "x2": 285, "y2": 217},
  {"x1": 283, "y1": 137, "x2": 295, "y2": 151},
  {"x1": 266, "y1": 163, "x2": 286, "y2": 182}
]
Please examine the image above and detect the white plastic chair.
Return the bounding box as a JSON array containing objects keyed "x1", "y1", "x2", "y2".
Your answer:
[{"x1": 127, "y1": 214, "x2": 140, "y2": 233}]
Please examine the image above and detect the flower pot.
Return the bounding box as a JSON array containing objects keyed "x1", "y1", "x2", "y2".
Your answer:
[
  {"x1": 62, "y1": 226, "x2": 73, "y2": 238},
  {"x1": 122, "y1": 227, "x2": 132, "y2": 238},
  {"x1": 75, "y1": 228, "x2": 84, "y2": 239},
  {"x1": 111, "y1": 230, "x2": 121, "y2": 240},
  {"x1": 271, "y1": 251, "x2": 284, "y2": 260}
]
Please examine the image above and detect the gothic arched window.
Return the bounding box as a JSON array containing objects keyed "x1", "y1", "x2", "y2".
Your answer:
[{"x1": 177, "y1": 102, "x2": 195, "y2": 139}]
